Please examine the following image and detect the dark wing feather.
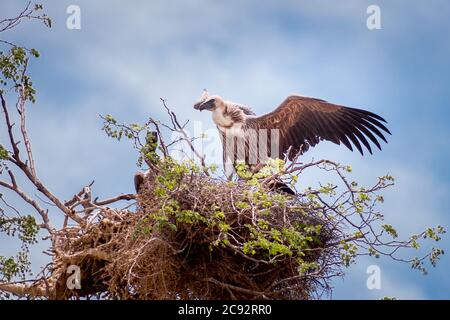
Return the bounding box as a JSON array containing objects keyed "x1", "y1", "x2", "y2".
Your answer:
[{"x1": 245, "y1": 95, "x2": 390, "y2": 160}]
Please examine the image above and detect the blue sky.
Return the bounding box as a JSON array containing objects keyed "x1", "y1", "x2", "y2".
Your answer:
[{"x1": 1, "y1": 0, "x2": 449, "y2": 299}]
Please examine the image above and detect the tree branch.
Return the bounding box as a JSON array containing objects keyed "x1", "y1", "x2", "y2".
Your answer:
[
  {"x1": 0, "y1": 281, "x2": 46, "y2": 298},
  {"x1": 0, "y1": 171, "x2": 54, "y2": 235},
  {"x1": 94, "y1": 194, "x2": 136, "y2": 206},
  {"x1": 1, "y1": 92, "x2": 84, "y2": 228},
  {"x1": 17, "y1": 81, "x2": 37, "y2": 177}
]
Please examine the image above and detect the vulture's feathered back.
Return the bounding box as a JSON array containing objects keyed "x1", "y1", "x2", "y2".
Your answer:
[{"x1": 193, "y1": 90, "x2": 390, "y2": 179}]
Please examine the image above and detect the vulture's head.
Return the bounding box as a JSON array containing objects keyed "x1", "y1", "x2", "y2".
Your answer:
[{"x1": 193, "y1": 89, "x2": 225, "y2": 112}]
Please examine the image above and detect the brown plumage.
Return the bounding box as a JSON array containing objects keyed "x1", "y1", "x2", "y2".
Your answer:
[
  {"x1": 193, "y1": 90, "x2": 391, "y2": 180},
  {"x1": 245, "y1": 95, "x2": 391, "y2": 160}
]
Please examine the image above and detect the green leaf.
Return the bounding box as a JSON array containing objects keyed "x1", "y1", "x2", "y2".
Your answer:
[
  {"x1": 30, "y1": 48, "x2": 40, "y2": 58},
  {"x1": 0, "y1": 144, "x2": 8, "y2": 160},
  {"x1": 382, "y1": 224, "x2": 398, "y2": 238}
]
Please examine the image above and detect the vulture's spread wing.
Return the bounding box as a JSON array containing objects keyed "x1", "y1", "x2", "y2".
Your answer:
[{"x1": 245, "y1": 95, "x2": 391, "y2": 160}]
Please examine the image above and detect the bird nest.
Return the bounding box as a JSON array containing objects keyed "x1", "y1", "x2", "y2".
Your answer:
[{"x1": 48, "y1": 163, "x2": 339, "y2": 300}]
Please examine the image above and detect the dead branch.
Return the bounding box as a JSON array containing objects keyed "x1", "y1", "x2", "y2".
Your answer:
[
  {"x1": 0, "y1": 171, "x2": 54, "y2": 234},
  {"x1": 94, "y1": 194, "x2": 136, "y2": 206},
  {"x1": 1, "y1": 90, "x2": 83, "y2": 225},
  {"x1": 159, "y1": 98, "x2": 208, "y2": 172}
]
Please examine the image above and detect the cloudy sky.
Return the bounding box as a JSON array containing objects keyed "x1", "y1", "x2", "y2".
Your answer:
[{"x1": 1, "y1": 0, "x2": 449, "y2": 299}]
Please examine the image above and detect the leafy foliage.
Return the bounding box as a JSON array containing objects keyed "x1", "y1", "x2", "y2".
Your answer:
[
  {"x1": 0, "y1": 205, "x2": 39, "y2": 284},
  {"x1": 0, "y1": 144, "x2": 8, "y2": 161}
]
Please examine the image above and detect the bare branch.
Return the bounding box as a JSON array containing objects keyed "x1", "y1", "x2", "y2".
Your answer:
[
  {"x1": 1, "y1": 92, "x2": 21, "y2": 158},
  {"x1": 94, "y1": 194, "x2": 136, "y2": 206},
  {"x1": 0, "y1": 281, "x2": 46, "y2": 298},
  {"x1": 0, "y1": 1, "x2": 50, "y2": 34},
  {"x1": 1, "y1": 91, "x2": 84, "y2": 225},
  {"x1": 0, "y1": 171, "x2": 54, "y2": 235},
  {"x1": 17, "y1": 80, "x2": 37, "y2": 177},
  {"x1": 160, "y1": 98, "x2": 208, "y2": 172}
]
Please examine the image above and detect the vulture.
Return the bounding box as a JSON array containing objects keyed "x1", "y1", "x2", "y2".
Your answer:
[
  {"x1": 134, "y1": 131, "x2": 159, "y2": 193},
  {"x1": 193, "y1": 90, "x2": 390, "y2": 194}
]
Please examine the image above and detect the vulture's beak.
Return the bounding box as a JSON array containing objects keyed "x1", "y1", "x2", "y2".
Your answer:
[
  {"x1": 193, "y1": 102, "x2": 203, "y2": 111},
  {"x1": 194, "y1": 101, "x2": 213, "y2": 111}
]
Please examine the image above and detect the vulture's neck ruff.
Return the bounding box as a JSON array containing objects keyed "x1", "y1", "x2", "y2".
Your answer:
[{"x1": 212, "y1": 102, "x2": 247, "y2": 132}]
